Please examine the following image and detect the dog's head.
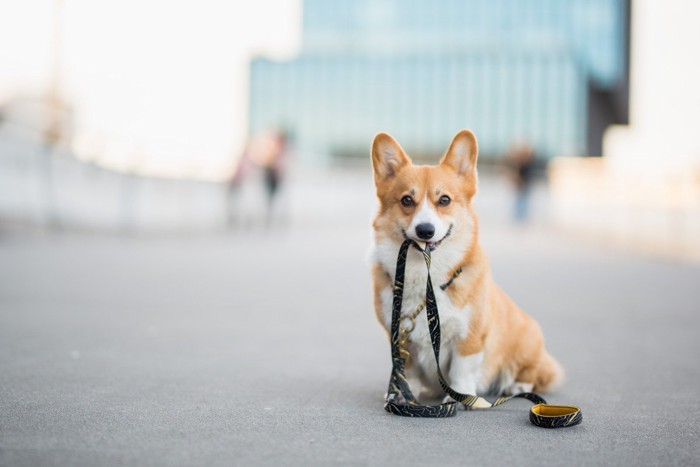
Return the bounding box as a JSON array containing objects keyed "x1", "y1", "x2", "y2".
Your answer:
[{"x1": 371, "y1": 129, "x2": 479, "y2": 252}]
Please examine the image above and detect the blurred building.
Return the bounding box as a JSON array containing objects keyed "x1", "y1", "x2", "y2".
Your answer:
[
  {"x1": 549, "y1": 0, "x2": 700, "y2": 261},
  {"x1": 249, "y1": 0, "x2": 629, "y2": 164}
]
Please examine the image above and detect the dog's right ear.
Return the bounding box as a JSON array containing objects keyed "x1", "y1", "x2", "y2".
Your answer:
[{"x1": 371, "y1": 132, "x2": 410, "y2": 182}]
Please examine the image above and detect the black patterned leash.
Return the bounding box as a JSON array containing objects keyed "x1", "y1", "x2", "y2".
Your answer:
[
  {"x1": 383, "y1": 239, "x2": 457, "y2": 418},
  {"x1": 384, "y1": 239, "x2": 582, "y2": 428}
]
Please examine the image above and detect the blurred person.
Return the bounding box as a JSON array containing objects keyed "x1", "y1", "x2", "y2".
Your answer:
[
  {"x1": 226, "y1": 139, "x2": 257, "y2": 228},
  {"x1": 261, "y1": 130, "x2": 288, "y2": 226},
  {"x1": 226, "y1": 129, "x2": 290, "y2": 229},
  {"x1": 506, "y1": 142, "x2": 536, "y2": 223}
]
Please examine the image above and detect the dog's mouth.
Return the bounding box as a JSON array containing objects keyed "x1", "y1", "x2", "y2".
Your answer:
[{"x1": 402, "y1": 225, "x2": 453, "y2": 252}]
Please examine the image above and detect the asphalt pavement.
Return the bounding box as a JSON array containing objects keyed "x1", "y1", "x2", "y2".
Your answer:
[{"x1": 1, "y1": 169, "x2": 700, "y2": 466}]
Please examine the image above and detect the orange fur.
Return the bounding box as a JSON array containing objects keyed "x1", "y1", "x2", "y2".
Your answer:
[{"x1": 370, "y1": 129, "x2": 563, "y2": 395}]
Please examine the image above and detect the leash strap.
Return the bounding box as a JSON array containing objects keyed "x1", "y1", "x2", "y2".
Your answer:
[
  {"x1": 384, "y1": 239, "x2": 547, "y2": 418},
  {"x1": 384, "y1": 239, "x2": 456, "y2": 417}
]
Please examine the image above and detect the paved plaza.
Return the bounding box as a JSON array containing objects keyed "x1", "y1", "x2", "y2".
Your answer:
[{"x1": 1, "y1": 170, "x2": 700, "y2": 466}]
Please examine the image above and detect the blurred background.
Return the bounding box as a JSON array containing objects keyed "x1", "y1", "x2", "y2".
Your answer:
[
  {"x1": 2, "y1": 2, "x2": 700, "y2": 464},
  {"x1": 0, "y1": 0, "x2": 698, "y2": 258},
  {"x1": 1, "y1": 0, "x2": 699, "y2": 260}
]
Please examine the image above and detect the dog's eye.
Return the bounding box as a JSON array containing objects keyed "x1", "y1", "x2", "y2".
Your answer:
[
  {"x1": 400, "y1": 195, "x2": 414, "y2": 207},
  {"x1": 438, "y1": 195, "x2": 451, "y2": 206}
]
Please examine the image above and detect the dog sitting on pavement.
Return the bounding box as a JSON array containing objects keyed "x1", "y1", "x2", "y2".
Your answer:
[{"x1": 369, "y1": 129, "x2": 563, "y2": 405}]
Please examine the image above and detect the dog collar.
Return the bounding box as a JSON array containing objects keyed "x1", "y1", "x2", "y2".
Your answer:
[{"x1": 408, "y1": 240, "x2": 463, "y2": 292}]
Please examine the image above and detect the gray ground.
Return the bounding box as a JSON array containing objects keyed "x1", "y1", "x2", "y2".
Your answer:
[{"x1": 1, "y1": 170, "x2": 700, "y2": 466}]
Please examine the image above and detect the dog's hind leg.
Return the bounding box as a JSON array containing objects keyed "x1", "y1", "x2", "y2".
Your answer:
[{"x1": 511, "y1": 351, "x2": 564, "y2": 394}]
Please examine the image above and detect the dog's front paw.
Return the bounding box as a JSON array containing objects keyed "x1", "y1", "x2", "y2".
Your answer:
[
  {"x1": 443, "y1": 394, "x2": 494, "y2": 409},
  {"x1": 503, "y1": 381, "x2": 534, "y2": 396},
  {"x1": 385, "y1": 392, "x2": 407, "y2": 404},
  {"x1": 442, "y1": 395, "x2": 468, "y2": 410}
]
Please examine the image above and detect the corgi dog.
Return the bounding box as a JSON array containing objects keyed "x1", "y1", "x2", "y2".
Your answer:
[{"x1": 370, "y1": 129, "x2": 563, "y2": 404}]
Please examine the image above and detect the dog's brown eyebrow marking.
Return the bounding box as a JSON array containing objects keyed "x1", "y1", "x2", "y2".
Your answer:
[
  {"x1": 435, "y1": 188, "x2": 441, "y2": 196},
  {"x1": 410, "y1": 188, "x2": 416, "y2": 196}
]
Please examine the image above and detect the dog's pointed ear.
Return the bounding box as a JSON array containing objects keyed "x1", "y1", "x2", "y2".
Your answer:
[
  {"x1": 371, "y1": 132, "x2": 411, "y2": 181},
  {"x1": 440, "y1": 129, "x2": 478, "y2": 177}
]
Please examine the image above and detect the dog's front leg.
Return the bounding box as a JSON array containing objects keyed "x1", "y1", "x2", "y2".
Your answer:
[
  {"x1": 384, "y1": 361, "x2": 423, "y2": 404},
  {"x1": 403, "y1": 364, "x2": 424, "y2": 401},
  {"x1": 442, "y1": 351, "x2": 489, "y2": 409}
]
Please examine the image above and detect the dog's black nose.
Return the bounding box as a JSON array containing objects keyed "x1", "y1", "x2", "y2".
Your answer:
[{"x1": 415, "y1": 223, "x2": 435, "y2": 240}]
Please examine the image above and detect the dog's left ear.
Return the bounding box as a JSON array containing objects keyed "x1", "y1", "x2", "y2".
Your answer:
[{"x1": 440, "y1": 129, "x2": 478, "y2": 177}]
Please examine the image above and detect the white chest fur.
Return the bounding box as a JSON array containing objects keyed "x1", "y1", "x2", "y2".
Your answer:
[{"x1": 372, "y1": 239, "x2": 472, "y2": 377}]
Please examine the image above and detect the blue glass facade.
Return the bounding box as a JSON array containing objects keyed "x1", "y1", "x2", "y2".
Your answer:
[{"x1": 249, "y1": 0, "x2": 628, "y2": 163}]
